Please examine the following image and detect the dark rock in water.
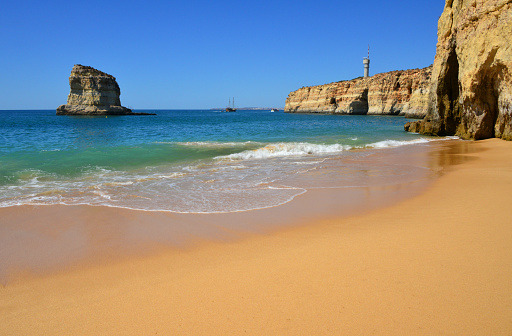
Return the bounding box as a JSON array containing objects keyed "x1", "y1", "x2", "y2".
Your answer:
[{"x1": 56, "y1": 65, "x2": 155, "y2": 116}]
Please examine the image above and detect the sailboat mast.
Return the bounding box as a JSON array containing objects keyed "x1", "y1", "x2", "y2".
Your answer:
[{"x1": 233, "y1": 97, "x2": 235, "y2": 108}]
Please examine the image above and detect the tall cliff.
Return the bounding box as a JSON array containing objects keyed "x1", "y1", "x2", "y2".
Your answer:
[
  {"x1": 405, "y1": 0, "x2": 512, "y2": 140},
  {"x1": 285, "y1": 66, "x2": 432, "y2": 118},
  {"x1": 57, "y1": 65, "x2": 153, "y2": 115}
]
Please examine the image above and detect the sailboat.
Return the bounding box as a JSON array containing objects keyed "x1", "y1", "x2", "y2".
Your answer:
[{"x1": 226, "y1": 97, "x2": 237, "y2": 112}]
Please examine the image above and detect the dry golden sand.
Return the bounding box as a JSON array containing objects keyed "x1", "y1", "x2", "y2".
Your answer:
[{"x1": 1, "y1": 139, "x2": 512, "y2": 335}]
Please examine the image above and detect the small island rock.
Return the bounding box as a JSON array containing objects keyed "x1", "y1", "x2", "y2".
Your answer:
[{"x1": 56, "y1": 65, "x2": 155, "y2": 116}]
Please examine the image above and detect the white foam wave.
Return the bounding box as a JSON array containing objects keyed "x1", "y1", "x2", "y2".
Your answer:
[
  {"x1": 218, "y1": 137, "x2": 455, "y2": 161},
  {"x1": 366, "y1": 136, "x2": 459, "y2": 149},
  {"x1": 366, "y1": 138, "x2": 431, "y2": 148},
  {"x1": 218, "y1": 143, "x2": 353, "y2": 161},
  {"x1": 176, "y1": 141, "x2": 262, "y2": 148}
]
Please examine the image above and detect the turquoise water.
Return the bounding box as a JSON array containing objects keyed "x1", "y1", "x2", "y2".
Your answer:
[{"x1": 0, "y1": 109, "x2": 439, "y2": 212}]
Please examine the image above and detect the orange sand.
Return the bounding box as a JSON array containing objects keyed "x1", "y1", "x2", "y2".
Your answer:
[{"x1": 1, "y1": 139, "x2": 512, "y2": 335}]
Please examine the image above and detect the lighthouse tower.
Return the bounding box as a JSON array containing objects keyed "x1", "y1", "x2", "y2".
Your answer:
[{"x1": 363, "y1": 45, "x2": 370, "y2": 77}]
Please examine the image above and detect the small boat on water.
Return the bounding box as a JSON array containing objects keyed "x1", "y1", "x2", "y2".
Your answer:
[
  {"x1": 270, "y1": 108, "x2": 278, "y2": 112},
  {"x1": 226, "y1": 97, "x2": 237, "y2": 112}
]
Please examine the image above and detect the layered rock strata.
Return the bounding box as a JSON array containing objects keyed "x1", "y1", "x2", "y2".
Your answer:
[
  {"x1": 57, "y1": 65, "x2": 154, "y2": 115},
  {"x1": 285, "y1": 66, "x2": 432, "y2": 118},
  {"x1": 405, "y1": 0, "x2": 512, "y2": 140}
]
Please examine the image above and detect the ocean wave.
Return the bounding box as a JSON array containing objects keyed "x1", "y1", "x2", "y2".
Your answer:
[
  {"x1": 217, "y1": 137, "x2": 457, "y2": 161},
  {"x1": 365, "y1": 138, "x2": 431, "y2": 148},
  {"x1": 218, "y1": 143, "x2": 353, "y2": 161},
  {"x1": 365, "y1": 136, "x2": 458, "y2": 149},
  {"x1": 176, "y1": 141, "x2": 262, "y2": 148}
]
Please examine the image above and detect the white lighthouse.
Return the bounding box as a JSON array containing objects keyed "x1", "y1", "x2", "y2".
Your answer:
[{"x1": 363, "y1": 45, "x2": 370, "y2": 77}]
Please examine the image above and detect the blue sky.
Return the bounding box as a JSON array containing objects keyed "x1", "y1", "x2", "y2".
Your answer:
[{"x1": 0, "y1": 0, "x2": 444, "y2": 109}]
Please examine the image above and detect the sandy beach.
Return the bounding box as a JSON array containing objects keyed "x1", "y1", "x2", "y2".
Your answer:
[{"x1": 1, "y1": 138, "x2": 512, "y2": 335}]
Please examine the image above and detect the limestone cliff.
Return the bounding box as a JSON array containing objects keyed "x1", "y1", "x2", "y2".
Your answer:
[
  {"x1": 57, "y1": 65, "x2": 154, "y2": 115},
  {"x1": 285, "y1": 66, "x2": 432, "y2": 118},
  {"x1": 405, "y1": 0, "x2": 512, "y2": 140}
]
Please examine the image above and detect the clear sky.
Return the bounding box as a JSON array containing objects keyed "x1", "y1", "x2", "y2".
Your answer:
[{"x1": 0, "y1": 0, "x2": 444, "y2": 110}]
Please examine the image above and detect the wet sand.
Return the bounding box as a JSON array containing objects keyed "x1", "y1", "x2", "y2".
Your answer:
[{"x1": 1, "y1": 139, "x2": 512, "y2": 335}]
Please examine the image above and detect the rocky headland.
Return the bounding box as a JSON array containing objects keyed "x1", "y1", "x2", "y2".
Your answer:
[
  {"x1": 405, "y1": 0, "x2": 512, "y2": 140},
  {"x1": 285, "y1": 66, "x2": 432, "y2": 118},
  {"x1": 56, "y1": 65, "x2": 155, "y2": 116}
]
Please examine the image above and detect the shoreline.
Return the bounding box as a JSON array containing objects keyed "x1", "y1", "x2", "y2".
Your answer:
[
  {"x1": 0, "y1": 140, "x2": 455, "y2": 280},
  {"x1": 1, "y1": 138, "x2": 512, "y2": 334}
]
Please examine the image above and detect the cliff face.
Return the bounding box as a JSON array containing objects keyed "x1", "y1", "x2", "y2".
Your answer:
[
  {"x1": 57, "y1": 65, "x2": 153, "y2": 115},
  {"x1": 405, "y1": 0, "x2": 512, "y2": 140},
  {"x1": 285, "y1": 66, "x2": 432, "y2": 118}
]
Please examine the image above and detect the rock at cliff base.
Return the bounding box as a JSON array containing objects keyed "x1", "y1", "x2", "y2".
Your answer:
[
  {"x1": 405, "y1": 0, "x2": 512, "y2": 140},
  {"x1": 56, "y1": 65, "x2": 155, "y2": 116}
]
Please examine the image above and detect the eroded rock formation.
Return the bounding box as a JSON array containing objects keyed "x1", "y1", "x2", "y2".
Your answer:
[
  {"x1": 285, "y1": 66, "x2": 432, "y2": 118},
  {"x1": 405, "y1": 0, "x2": 512, "y2": 140},
  {"x1": 57, "y1": 65, "x2": 154, "y2": 115}
]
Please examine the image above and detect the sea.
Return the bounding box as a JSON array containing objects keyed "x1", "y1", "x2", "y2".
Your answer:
[{"x1": 0, "y1": 109, "x2": 450, "y2": 213}]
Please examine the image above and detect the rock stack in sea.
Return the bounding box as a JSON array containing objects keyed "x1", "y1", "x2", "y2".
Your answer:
[
  {"x1": 405, "y1": 0, "x2": 512, "y2": 140},
  {"x1": 56, "y1": 65, "x2": 154, "y2": 116},
  {"x1": 284, "y1": 65, "x2": 432, "y2": 118}
]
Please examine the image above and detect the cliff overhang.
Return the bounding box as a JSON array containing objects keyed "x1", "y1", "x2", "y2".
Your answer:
[{"x1": 405, "y1": 0, "x2": 512, "y2": 140}]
